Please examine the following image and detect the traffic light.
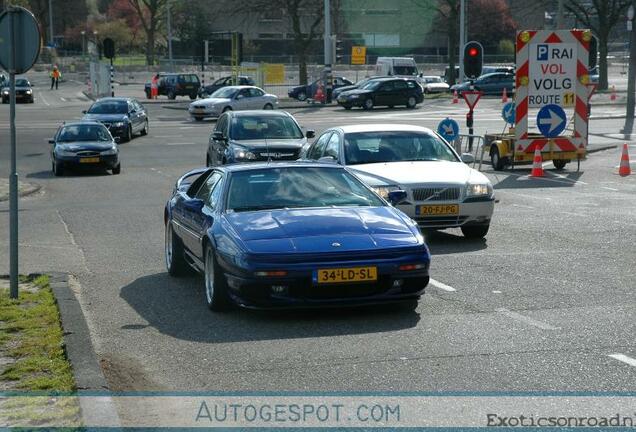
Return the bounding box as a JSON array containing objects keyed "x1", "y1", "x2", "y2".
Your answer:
[
  {"x1": 588, "y1": 35, "x2": 598, "y2": 69},
  {"x1": 463, "y1": 41, "x2": 483, "y2": 80},
  {"x1": 331, "y1": 35, "x2": 343, "y2": 64},
  {"x1": 103, "y1": 38, "x2": 115, "y2": 60}
]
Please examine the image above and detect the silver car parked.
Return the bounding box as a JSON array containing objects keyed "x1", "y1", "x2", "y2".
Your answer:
[{"x1": 188, "y1": 86, "x2": 278, "y2": 121}]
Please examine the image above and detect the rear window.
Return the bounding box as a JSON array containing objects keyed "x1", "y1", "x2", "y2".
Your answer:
[{"x1": 180, "y1": 75, "x2": 200, "y2": 83}]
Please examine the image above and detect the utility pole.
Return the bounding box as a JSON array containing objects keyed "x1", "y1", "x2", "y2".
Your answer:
[
  {"x1": 623, "y1": 2, "x2": 636, "y2": 133},
  {"x1": 167, "y1": 0, "x2": 173, "y2": 72},
  {"x1": 458, "y1": 0, "x2": 466, "y2": 84},
  {"x1": 323, "y1": 0, "x2": 332, "y2": 103},
  {"x1": 556, "y1": 0, "x2": 564, "y2": 29},
  {"x1": 48, "y1": 0, "x2": 54, "y2": 46}
]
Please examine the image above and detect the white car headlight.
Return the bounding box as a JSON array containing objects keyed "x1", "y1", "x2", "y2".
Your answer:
[
  {"x1": 26, "y1": 89, "x2": 32, "y2": 94},
  {"x1": 233, "y1": 148, "x2": 257, "y2": 160},
  {"x1": 466, "y1": 183, "x2": 493, "y2": 197},
  {"x1": 349, "y1": 94, "x2": 360, "y2": 99},
  {"x1": 112, "y1": 122, "x2": 125, "y2": 127},
  {"x1": 2, "y1": 90, "x2": 8, "y2": 95},
  {"x1": 372, "y1": 185, "x2": 400, "y2": 199}
]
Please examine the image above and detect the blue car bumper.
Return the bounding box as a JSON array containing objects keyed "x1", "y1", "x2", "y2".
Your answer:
[{"x1": 217, "y1": 252, "x2": 430, "y2": 309}]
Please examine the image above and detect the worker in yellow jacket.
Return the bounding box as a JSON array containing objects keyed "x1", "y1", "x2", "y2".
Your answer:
[{"x1": 50, "y1": 65, "x2": 61, "y2": 90}]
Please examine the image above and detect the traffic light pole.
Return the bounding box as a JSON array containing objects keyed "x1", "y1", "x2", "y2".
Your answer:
[{"x1": 323, "y1": 0, "x2": 332, "y2": 103}]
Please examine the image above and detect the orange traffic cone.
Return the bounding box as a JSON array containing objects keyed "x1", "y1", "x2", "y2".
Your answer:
[
  {"x1": 618, "y1": 143, "x2": 631, "y2": 177},
  {"x1": 452, "y1": 90, "x2": 459, "y2": 104},
  {"x1": 610, "y1": 85, "x2": 617, "y2": 101},
  {"x1": 530, "y1": 146, "x2": 544, "y2": 177},
  {"x1": 502, "y1": 87, "x2": 508, "y2": 103}
]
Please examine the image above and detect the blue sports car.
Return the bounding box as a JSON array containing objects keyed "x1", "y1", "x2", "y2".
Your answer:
[{"x1": 164, "y1": 163, "x2": 431, "y2": 311}]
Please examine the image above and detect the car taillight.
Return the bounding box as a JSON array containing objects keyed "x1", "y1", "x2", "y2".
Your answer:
[{"x1": 399, "y1": 264, "x2": 426, "y2": 271}]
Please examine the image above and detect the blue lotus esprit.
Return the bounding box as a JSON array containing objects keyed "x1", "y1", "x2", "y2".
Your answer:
[{"x1": 164, "y1": 163, "x2": 431, "y2": 311}]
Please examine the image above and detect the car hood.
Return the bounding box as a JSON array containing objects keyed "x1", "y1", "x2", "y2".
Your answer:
[
  {"x1": 334, "y1": 85, "x2": 358, "y2": 93},
  {"x1": 82, "y1": 113, "x2": 128, "y2": 122},
  {"x1": 56, "y1": 141, "x2": 115, "y2": 152},
  {"x1": 2, "y1": 86, "x2": 31, "y2": 91},
  {"x1": 348, "y1": 161, "x2": 489, "y2": 187},
  {"x1": 340, "y1": 89, "x2": 371, "y2": 97},
  {"x1": 224, "y1": 207, "x2": 420, "y2": 254},
  {"x1": 231, "y1": 138, "x2": 306, "y2": 149},
  {"x1": 191, "y1": 97, "x2": 231, "y2": 107}
]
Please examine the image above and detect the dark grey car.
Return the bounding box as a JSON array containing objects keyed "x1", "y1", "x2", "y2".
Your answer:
[{"x1": 81, "y1": 97, "x2": 149, "y2": 142}]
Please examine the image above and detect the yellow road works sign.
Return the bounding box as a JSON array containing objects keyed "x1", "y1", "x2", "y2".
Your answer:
[
  {"x1": 264, "y1": 64, "x2": 285, "y2": 85},
  {"x1": 351, "y1": 46, "x2": 366, "y2": 65}
]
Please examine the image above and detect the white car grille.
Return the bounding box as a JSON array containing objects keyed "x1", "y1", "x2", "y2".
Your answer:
[{"x1": 412, "y1": 187, "x2": 460, "y2": 201}]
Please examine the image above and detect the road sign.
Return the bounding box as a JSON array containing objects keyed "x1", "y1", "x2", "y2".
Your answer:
[
  {"x1": 0, "y1": 7, "x2": 41, "y2": 74},
  {"x1": 462, "y1": 90, "x2": 482, "y2": 110},
  {"x1": 351, "y1": 46, "x2": 366, "y2": 65},
  {"x1": 528, "y1": 39, "x2": 577, "y2": 108},
  {"x1": 536, "y1": 104, "x2": 567, "y2": 138},
  {"x1": 502, "y1": 102, "x2": 515, "y2": 124},
  {"x1": 437, "y1": 118, "x2": 459, "y2": 143}
]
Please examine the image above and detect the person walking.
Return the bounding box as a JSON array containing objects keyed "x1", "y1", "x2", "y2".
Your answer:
[
  {"x1": 151, "y1": 73, "x2": 159, "y2": 99},
  {"x1": 50, "y1": 65, "x2": 61, "y2": 90}
]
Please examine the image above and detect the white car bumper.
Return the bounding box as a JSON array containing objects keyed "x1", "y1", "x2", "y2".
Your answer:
[
  {"x1": 397, "y1": 198, "x2": 494, "y2": 229},
  {"x1": 189, "y1": 106, "x2": 220, "y2": 118}
]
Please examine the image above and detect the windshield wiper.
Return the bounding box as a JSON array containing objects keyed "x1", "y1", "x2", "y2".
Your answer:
[
  {"x1": 403, "y1": 158, "x2": 439, "y2": 162},
  {"x1": 231, "y1": 205, "x2": 286, "y2": 212}
]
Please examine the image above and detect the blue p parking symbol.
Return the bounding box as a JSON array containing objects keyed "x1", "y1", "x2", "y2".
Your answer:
[{"x1": 537, "y1": 44, "x2": 548, "y2": 61}]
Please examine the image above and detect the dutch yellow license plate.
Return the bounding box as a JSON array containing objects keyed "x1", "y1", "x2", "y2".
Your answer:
[
  {"x1": 79, "y1": 157, "x2": 100, "y2": 163},
  {"x1": 316, "y1": 267, "x2": 377, "y2": 284},
  {"x1": 416, "y1": 204, "x2": 459, "y2": 216}
]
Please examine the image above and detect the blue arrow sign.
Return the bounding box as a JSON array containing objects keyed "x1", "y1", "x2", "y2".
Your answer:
[
  {"x1": 536, "y1": 104, "x2": 566, "y2": 138},
  {"x1": 502, "y1": 102, "x2": 515, "y2": 125},
  {"x1": 437, "y1": 117, "x2": 460, "y2": 142}
]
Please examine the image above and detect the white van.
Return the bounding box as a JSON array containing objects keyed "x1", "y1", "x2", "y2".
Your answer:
[{"x1": 375, "y1": 57, "x2": 419, "y2": 78}]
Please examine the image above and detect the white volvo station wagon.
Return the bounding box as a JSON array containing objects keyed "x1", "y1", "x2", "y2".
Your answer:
[{"x1": 302, "y1": 124, "x2": 495, "y2": 238}]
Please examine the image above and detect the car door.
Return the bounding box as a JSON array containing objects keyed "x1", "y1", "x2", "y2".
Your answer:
[
  {"x1": 393, "y1": 80, "x2": 408, "y2": 105},
  {"x1": 376, "y1": 81, "x2": 395, "y2": 106},
  {"x1": 306, "y1": 131, "x2": 332, "y2": 160},
  {"x1": 209, "y1": 114, "x2": 229, "y2": 165},
  {"x1": 247, "y1": 88, "x2": 265, "y2": 109},
  {"x1": 179, "y1": 171, "x2": 222, "y2": 255},
  {"x1": 321, "y1": 132, "x2": 341, "y2": 162},
  {"x1": 127, "y1": 101, "x2": 141, "y2": 132},
  {"x1": 188, "y1": 171, "x2": 224, "y2": 259},
  {"x1": 233, "y1": 88, "x2": 251, "y2": 110}
]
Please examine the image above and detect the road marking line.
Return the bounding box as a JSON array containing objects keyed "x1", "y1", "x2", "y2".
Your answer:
[
  {"x1": 165, "y1": 142, "x2": 196, "y2": 146},
  {"x1": 492, "y1": 290, "x2": 502, "y2": 294},
  {"x1": 560, "y1": 211, "x2": 587, "y2": 217},
  {"x1": 38, "y1": 91, "x2": 51, "y2": 106},
  {"x1": 512, "y1": 203, "x2": 535, "y2": 209},
  {"x1": 608, "y1": 353, "x2": 636, "y2": 367},
  {"x1": 602, "y1": 187, "x2": 619, "y2": 191},
  {"x1": 429, "y1": 278, "x2": 456, "y2": 292},
  {"x1": 60, "y1": 97, "x2": 66, "y2": 102},
  {"x1": 496, "y1": 308, "x2": 559, "y2": 330}
]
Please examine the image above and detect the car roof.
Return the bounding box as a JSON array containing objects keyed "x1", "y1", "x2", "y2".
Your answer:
[
  {"x1": 332, "y1": 124, "x2": 437, "y2": 134},
  {"x1": 94, "y1": 97, "x2": 134, "y2": 102},
  {"x1": 480, "y1": 72, "x2": 514, "y2": 78},
  {"x1": 228, "y1": 110, "x2": 290, "y2": 118},
  {"x1": 62, "y1": 121, "x2": 106, "y2": 127},
  {"x1": 372, "y1": 77, "x2": 417, "y2": 82},
  {"x1": 219, "y1": 161, "x2": 345, "y2": 173},
  {"x1": 221, "y1": 85, "x2": 262, "y2": 91}
]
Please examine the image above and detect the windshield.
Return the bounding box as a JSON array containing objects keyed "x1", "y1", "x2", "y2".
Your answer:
[
  {"x1": 230, "y1": 115, "x2": 303, "y2": 140},
  {"x1": 15, "y1": 79, "x2": 30, "y2": 87},
  {"x1": 393, "y1": 66, "x2": 418, "y2": 76},
  {"x1": 426, "y1": 77, "x2": 442, "y2": 83},
  {"x1": 88, "y1": 101, "x2": 128, "y2": 114},
  {"x1": 211, "y1": 87, "x2": 238, "y2": 98},
  {"x1": 227, "y1": 167, "x2": 384, "y2": 212},
  {"x1": 355, "y1": 78, "x2": 370, "y2": 86},
  {"x1": 57, "y1": 124, "x2": 112, "y2": 142},
  {"x1": 361, "y1": 80, "x2": 383, "y2": 90},
  {"x1": 343, "y1": 131, "x2": 459, "y2": 165}
]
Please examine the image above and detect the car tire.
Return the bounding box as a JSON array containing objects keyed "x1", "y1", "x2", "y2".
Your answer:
[
  {"x1": 168, "y1": 91, "x2": 176, "y2": 100},
  {"x1": 112, "y1": 164, "x2": 121, "y2": 175},
  {"x1": 424, "y1": 88, "x2": 430, "y2": 94},
  {"x1": 124, "y1": 125, "x2": 132, "y2": 142},
  {"x1": 189, "y1": 93, "x2": 197, "y2": 100},
  {"x1": 363, "y1": 98, "x2": 374, "y2": 110},
  {"x1": 297, "y1": 91, "x2": 307, "y2": 101},
  {"x1": 263, "y1": 103, "x2": 273, "y2": 110},
  {"x1": 222, "y1": 106, "x2": 232, "y2": 113},
  {"x1": 343, "y1": 106, "x2": 351, "y2": 110},
  {"x1": 388, "y1": 105, "x2": 394, "y2": 109},
  {"x1": 406, "y1": 96, "x2": 417, "y2": 109},
  {"x1": 140, "y1": 120, "x2": 149, "y2": 136},
  {"x1": 52, "y1": 160, "x2": 64, "y2": 177},
  {"x1": 1, "y1": 98, "x2": 7, "y2": 104},
  {"x1": 461, "y1": 224, "x2": 490, "y2": 239},
  {"x1": 165, "y1": 221, "x2": 189, "y2": 276},
  {"x1": 553, "y1": 159, "x2": 568, "y2": 170},
  {"x1": 194, "y1": 116, "x2": 203, "y2": 122},
  {"x1": 490, "y1": 146, "x2": 505, "y2": 171},
  {"x1": 204, "y1": 243, "x2": 231, "y2": 311}
]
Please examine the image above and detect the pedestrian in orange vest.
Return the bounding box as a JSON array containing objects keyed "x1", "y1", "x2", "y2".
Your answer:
[
  {"x1": 50, "y1": 65, "x2": 61, "y2": 90},
  {"x1": 151, "y1": 74, "x2": 159, "y2": 99}
]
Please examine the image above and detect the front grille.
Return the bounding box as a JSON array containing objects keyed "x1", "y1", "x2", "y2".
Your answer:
[
  {"x1": 412, "y1": 187, "x2": 460, "y2": 201},
  {"x1": 250, "y1": 247, "x2": 424, "y2": 264},
  {"x1": 256, "y1": 150, "x2": 299, "y2": 161},
  {"x1": 290, "y1": 277, "x2": 391, "y2": 299},
  {"x1": 76, "y1": 151, "x2": 100, "y2": 157},
  {"x1": 414, "y1": 215, "x2": 468, "y2": 227}
]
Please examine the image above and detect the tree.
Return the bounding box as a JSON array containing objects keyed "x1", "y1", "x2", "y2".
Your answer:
[
  {"x1": 467, "y1": 0, "x2": 516, "y2": 50},
  {"x1": 127, "y1": 0, "x2": 167, "y2": 65},
  {"x1": 563, "y1": 0, "x2": 630, "y2": 90},
  {"x1": 432, "y1": 0, "x2": 460, "y2": 86}
]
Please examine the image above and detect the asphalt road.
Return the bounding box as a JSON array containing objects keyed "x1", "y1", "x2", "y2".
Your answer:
[{"x1": 0, "y1": 74, "x2": 635, "y2": 392}]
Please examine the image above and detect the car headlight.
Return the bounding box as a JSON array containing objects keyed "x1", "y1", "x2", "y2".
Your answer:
[
  {"x1": 101, "y1": 146, "x2": 118, "y2": 156},
  {"x1": 233, "y1": 148, "x2": 257, "y2": 161},
  {"x1": 2, "y1": 90, "x2": 8, "y2": 95},
  {"x1": 26, "y1": 89, "x2": 32, "y2": 94},
  {"x1": 348, "y1": 94, "x2": 360, "y2": 99},
  {"x1": 112, "y1": 122, "x2": 125, "y2": 127},
  {"x1": 466, "y1": 183, "x2": 493, "y2": 197},
  {"x1": 372, "y1": 185, "x2": 400, "y2": 199}
]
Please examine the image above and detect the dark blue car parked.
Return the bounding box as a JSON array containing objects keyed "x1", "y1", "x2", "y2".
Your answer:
[{"x1": 164, "y1": 163, "x2": 431, "y2": 311}]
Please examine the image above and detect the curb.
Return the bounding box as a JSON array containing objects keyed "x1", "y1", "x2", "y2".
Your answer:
[
  {"x1": 0, "y1": 183, "x2": 42, "y2": 203},
  {"x1": 48, "y1": 272, "x2": 109, "y2": 391}
]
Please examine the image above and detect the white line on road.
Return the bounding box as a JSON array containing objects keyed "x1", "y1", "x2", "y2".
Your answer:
[
  {"x1": 60, "y1": 97, "x2": 67, "y2": 102},
  {"x1": 511, "y1": 203, "x2": 535, "y2": 209},
  {"x1": 165, "y1": 142, "x2": 196, "y2": 146},
  {"x1": 608, "y1": 353, "x2": 636, "y2": 367},
  {"x1": 496, "y1": 308, "x2": 559, "y2": 330},
  {"x1": 429, "y1": 278, "x2": 456, "y2": 292},
  {"x1": 38, "y1": 91, "x2": 51, "y2": 106},
  {"x1": 602, "y1": 187, "x2": 620, "y2": 191}
]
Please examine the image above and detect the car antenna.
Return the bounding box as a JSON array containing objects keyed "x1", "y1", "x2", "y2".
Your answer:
[{"x1": 266, "y1": 137, "x2": 271, "y2": 164}]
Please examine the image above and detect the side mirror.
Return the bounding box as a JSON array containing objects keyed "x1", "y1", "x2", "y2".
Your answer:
[
  {"x1": 184, "y1": 198, "x2": 205, "y2": 212},
  {"x1": 48, "y1": 139, "x2": 55, "y2": 144},
  {"x1": 305, "y1": 130, "x2": 315, "y2": 139},
  {"x1": 461, "y1": 153, "x2": 475, "y2": 164},
  {"x1": 212, "y1": 131, "x2": 226, "y2": 141},
  {"x1": 236, "y1": 94, "x2": 244, "y2": 99},
  {"x1": 114, "y1": 137, "x2": 121, "y2": 143},
  {"x1": 82, "y1": 110, "x2": 87, "y2": 114},
  {"x1": 387, "y1": 190, "x2": 407, "y2": 205}
]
